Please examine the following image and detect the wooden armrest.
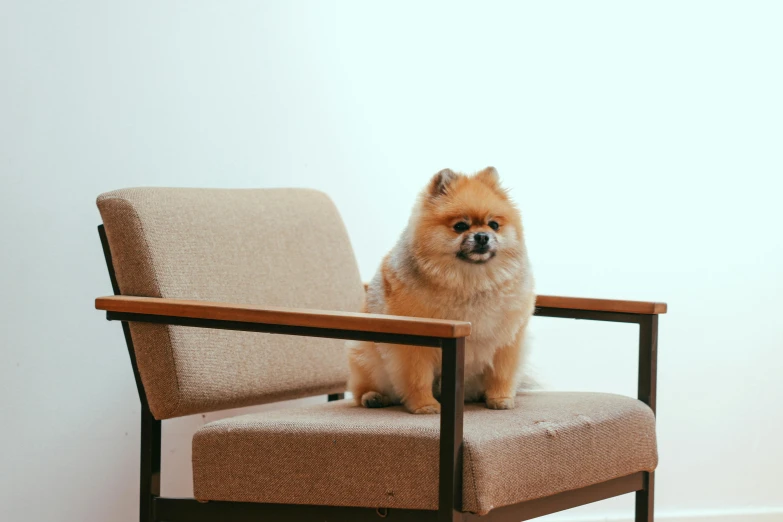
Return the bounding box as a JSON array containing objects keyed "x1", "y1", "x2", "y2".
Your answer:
[
  {"x1": 536, "y1": 295, "x2": 667, "y2": 315},
  {"x1": 95, "y1": 296, "x2": 471, "y2": 338},
  {"x1": 361, "y1": 283, "x2": 666, "y2": 315}
]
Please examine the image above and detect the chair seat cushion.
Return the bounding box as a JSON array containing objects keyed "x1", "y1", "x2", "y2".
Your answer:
[{"x1": 192, "y1": 391, "x2": 657, "y2": 515}]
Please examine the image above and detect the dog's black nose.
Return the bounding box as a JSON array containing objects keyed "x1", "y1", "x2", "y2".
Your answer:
[{"x1": 474, "y1": 232, "x2": 489, "y2": 246}]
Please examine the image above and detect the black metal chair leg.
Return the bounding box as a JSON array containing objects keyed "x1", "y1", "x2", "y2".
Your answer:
[
  {"x1": 438, "y1": 338, "x2": 465, "y2": 522},
  {"x1": 100, "y1": 225, "x2": 162, "y2": 522},
  {"x1": 635, "y1": 471, "x2": 654, "y2": 522},
  {"x1": 139, "y1": 407, "x2": 161, "y2": 522},
  {"x1": 635, "y1": 315, "x2": 657, "y2": 522}
]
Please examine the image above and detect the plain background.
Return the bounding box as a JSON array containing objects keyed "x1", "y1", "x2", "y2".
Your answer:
[{"x1": 2, "y1": 2, "x2": 782, "y2": 521}]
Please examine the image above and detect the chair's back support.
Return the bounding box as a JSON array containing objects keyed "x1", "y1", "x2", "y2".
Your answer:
[{"x1": 98, "y1": 187, "x2": 365, "y2": 419}]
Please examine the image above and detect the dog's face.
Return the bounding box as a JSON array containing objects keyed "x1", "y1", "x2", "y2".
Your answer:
[{"x1": 410, "y1": 167, "x2": 525, "y2": 284}]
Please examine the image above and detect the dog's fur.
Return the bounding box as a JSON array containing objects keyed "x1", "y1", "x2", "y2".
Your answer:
[{"x1": 347, "y1": 167, "x2": 535, "y2": 413}]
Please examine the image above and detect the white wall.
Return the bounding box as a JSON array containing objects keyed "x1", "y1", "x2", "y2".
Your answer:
[{"x1": 1, "y1": 2, "x2": 782, "y2": 521}]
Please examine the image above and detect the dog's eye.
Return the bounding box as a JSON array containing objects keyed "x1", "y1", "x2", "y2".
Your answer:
[
  {"x1": 488, "y1": 221, "x2": 500, "y2": 231},
  {"x1": 453, "y1": 222, "x2": 470, "y2": 233}
]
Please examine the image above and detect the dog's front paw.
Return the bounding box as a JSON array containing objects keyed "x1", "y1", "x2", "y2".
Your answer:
[
  {"x1": 485, "y1": 396, "x2": 515, "y2": 410},
  {"x1": 407, "y1": 402, "x2": 441, "y2": 414},
  {"x1": 361, "y1": 391, "x2": 391, "y2": 408}
]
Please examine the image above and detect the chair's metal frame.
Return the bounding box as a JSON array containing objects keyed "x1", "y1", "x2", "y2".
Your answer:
[{"x1": 98, "y1": 225, "x2": 657, "y2": 522}]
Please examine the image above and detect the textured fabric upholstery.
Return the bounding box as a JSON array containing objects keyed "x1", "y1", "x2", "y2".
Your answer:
[
  {"x1": 192, "y1": 392, "x2": 657, "y2": 514},
  {"x1": 97, "y1": 188, "x2": 365, "y2": 420}
]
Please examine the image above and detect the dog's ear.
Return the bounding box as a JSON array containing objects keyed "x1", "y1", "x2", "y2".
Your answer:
[
  {"x1": 428, "y1": 168, "x2": 459, "y2": 197},
  {"x1": 475, "y1": 166, "x2": 509, "y2": 198},
  {"x1": 475, "y1": 166, "x2": 500, "y2": 189}
]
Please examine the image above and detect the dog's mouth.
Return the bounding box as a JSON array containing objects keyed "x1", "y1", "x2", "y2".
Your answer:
[{"x1": 457, "y1": 249, "x2": 497, "y2": 264}]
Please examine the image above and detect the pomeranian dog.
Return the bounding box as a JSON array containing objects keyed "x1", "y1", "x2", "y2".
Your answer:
[{"x1": 348, "y1": 167, "x2": 535, "y2": 414}]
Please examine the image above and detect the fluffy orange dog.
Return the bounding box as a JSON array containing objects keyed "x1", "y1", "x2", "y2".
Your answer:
[{"x1": 348, "y1": 167, "x2": 535, "y2": 413}]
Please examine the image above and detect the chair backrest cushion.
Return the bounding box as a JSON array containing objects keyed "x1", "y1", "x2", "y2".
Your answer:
[{"x1": 98, "y1": 188, "x2": 364, "y2": 419}]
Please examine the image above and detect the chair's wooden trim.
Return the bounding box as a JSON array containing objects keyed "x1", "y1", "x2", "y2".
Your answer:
[
  {"x1": 104, "y1": 311, "x2": 449, "y2": 348},
  {"x1": 363, "y1": 284, "x2": 666, "y2": 315},
  {"x1": 96, "y1": 295, "x2": 471, "y2": 339},
  {"x1": 536, "y1": 295, "x2": 667, "y2": 315}
]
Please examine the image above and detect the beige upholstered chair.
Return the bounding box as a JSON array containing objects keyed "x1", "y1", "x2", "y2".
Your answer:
[{"x1": 95, "y1": 187, "x2": 665, "y2": 522}]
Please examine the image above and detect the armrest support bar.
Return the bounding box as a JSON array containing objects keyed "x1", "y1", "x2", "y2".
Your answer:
[
  {"x1": 440, "y1": 338, "x2": 465, "y2": 521},
  {"x1": 533, "y1": 295, "x2": 661, "y2": 415},
  {"x1": 638, "y1": 315, "x2": 658, "y2": 413}
]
